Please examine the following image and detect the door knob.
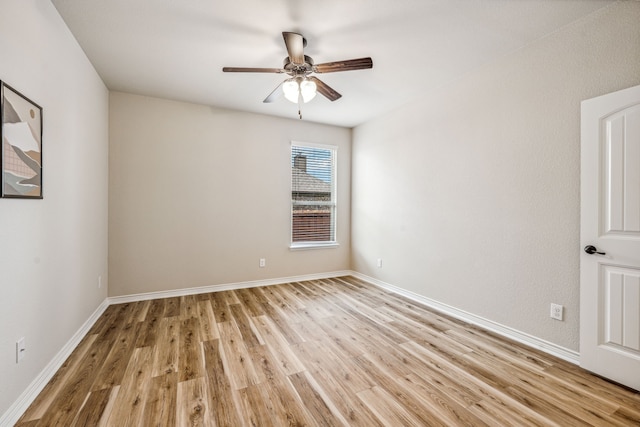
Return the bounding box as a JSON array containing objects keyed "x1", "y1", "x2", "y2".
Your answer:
[{"x1": 584, "y1": 245, "x2": 606, "y2": 255}]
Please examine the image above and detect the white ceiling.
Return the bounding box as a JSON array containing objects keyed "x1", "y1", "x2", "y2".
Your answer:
[{"x1": 51, "y1": 0, "x2": 613, "y2": 127}]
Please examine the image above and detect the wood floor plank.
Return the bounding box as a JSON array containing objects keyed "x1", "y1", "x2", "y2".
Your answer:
[
  {"x1": 133, "y1": 300, "x2": 152, "y2": 323},
  {"x1": 467, "y1": 397, "x2": 552, "y2": 427},
  {"x1": 176, "y1": 377, "x2": 213, "y2": 427},
  {"x1": 289, "y1": 349, "x2": 384, "y2": 427},
  {"x1": 291, "y1": 339, "x2": 375, "y2": 394},
  {"x1": 146, "y1": 298, "x2": 167, "y2": 320},
  {"x1": 96, "y1": 303, "x2": 137, "y2": 346},
  {"x1": 152, "y1": 316, "x2": 180, "y2": 377},
  {"x1": 18, "y1": 276, "x2": 640, "y2": 426},
  {"x1": 144, "y1": 372, "x2": 178, "y2": 427},
  {"x1": 251, "y1": 315, "x2": 306, "y2": 375},
  {"x1": 69, "y1": 387, "x2": 112, "y2": 427},
  {"x1": 210, "y1": 291, "x2": 230, "y2": 323},
  {"x1": 246, "y1": 343, "x2": 316, "y2": 427},
  {"x1": 201, "y1": 339, "x2": 243, "y2": 427},
  {"x1": 91, "y1": 322, "x2": 141, "y2": 391},
  {"x1": 196, "y1": 292, "x2": 213, "y2": 302},
  {"x1": 136, "y1": 303, "x2": 163, "y2": 348},
  {"x1": 86, "y1": 305, "x2": 119, "y2": 336},
  {"x1": 356, "y1": 386, "x2": 427, "y2": 426},
  {"x1": 506, "y1": 384, "x2": 594, "y2": 426},
  {"x1": 178, "y1": 317, "x2": 204, "y2": 382},
  {"x1": 223, "y1": 289, "x2": 242, "y2": 305},
  {"x1": 260, "y1": 285, "x2": 312, "y2": 324},
  {"x1": 259, "y1": 300, "x2": 306, "y2": 345},
  {"x1": 163, "y1": 296, "x2": 181, "y2": 318},
  {"x1": 233, "y1": 287, "x2": 265, "y2": 317},
  {"x1": 316, "y1": 317, "x2": 367, "y2": 359},
  {"x1": 180, "y1": 294, "x2": 199, "y2": 320},
  {"x1": 245, "y1": 286, "x2": 271, "y2": 308},
  {"x1": 235, "y1": 385, "x2": 278, "y2": 427},
  {"x1": 398, "y1": 373, "x2": 491, "y2": 427},
  {"x1": 95, "y1": 386, "x2": 120, "y2": 427},
  {"x1": 296, "y1": 342, "x2": 382, "y2": 427},
  {"x1": 611, "y1": 405, "x2": 640, "y2": 426},
  {"x1": 228, "y1": 303, "x2": 263, "y2": 347},
  {"x1": 217, "y1": 320, "x2": 261, "y2": 390},
  {"x1": 104, "y1": 346, "x2": 154, "y2": 426},
  {"x1": 288, "y1": 370, "x2": 349, "y2": 427},
  {"x1": 352, "y1": 352, "x2": 454, "y2": 426},
  {"x1": 349, "y1": 313, "x2": 410, "y2": 346},
  {"x1": 403, "y1": 367, "x2": 482, "y2": 410},
  {"x1": 197, "y1": 300, "x2": 220, "y2": 342}
]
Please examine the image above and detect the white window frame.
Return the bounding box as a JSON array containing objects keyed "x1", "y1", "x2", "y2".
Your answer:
[{"x1": 290, "y1": 141, "x2": 338, "y2": 250}]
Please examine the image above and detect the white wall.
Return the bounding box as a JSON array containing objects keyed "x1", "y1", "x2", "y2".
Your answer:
[
  {"x1": 352, "y1": 1, "x2": 640, "y2": 351},
  {"x1": 109, "y1": 92, "x2": 351, "y2": 297},
  {"x1": 0, "y1": 0, "x2": 109, "y2": 419}
]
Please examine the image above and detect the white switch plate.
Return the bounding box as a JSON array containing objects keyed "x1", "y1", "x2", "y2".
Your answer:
[{"x1": 16, "y1": 337, "x2": 25, "y2": 363}]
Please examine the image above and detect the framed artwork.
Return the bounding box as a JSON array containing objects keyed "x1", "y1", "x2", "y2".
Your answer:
[{"x1": 1, "y1": 82, "x2": 43, "y2": 199}]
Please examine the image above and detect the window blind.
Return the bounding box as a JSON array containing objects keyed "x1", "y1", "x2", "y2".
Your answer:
[{"x1": 291, "y1": 143, "x2": 336, "y2": 245}]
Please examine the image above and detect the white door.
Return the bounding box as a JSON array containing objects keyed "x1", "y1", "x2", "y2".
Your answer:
[{"x1": 581, "y1": 84, "x2": 640, "y2": 391}]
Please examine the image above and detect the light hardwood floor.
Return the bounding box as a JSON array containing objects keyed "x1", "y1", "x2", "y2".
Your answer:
[{"x1": 16, "y1": 276, "x2": 640, "y2": 426}]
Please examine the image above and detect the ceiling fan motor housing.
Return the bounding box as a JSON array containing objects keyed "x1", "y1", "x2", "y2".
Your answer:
[{"x1": 283, "y1": 55, "x2": 314, "y2": 75}]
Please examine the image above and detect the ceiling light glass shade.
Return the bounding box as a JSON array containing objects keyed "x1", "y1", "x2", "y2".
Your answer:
[
  {"x1": 282, "y1": 79, "x2": 299, "y2": 103},
  {"x1": 282, "y1": 78, "x2": 317, "y2": 103},
  {"x1": 300, "y1": 79, "x2": 317, "y2": 103}
]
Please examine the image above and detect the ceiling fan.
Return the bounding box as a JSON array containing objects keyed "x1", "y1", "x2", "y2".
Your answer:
[{"x1": 223, "y1": 32, "x2": 373, "y2": 119}]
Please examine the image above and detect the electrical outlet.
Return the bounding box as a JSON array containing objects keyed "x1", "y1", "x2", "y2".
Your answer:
[
  {"x1": 259, "y1": 258, "x2": 266, "y2": 268},
  {"x1": 98, "y1": 275, "x2": 102, "y2": 288},
  {"x1": 16, "y1": 337, "x2": 26, "y2": 363},
  {"x1": 550, "y1": 303, "x2": 564, "y2": 321},
  {"x1": 377, "y1": 258, "x2": 382, "y2": 268}
]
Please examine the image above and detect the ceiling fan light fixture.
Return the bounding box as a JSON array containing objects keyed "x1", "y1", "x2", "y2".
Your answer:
[
  {"x1": 282, "y1": 79, "x2": 299, "y2": 103},
  {"x1": 223, "y1": 31, "x2": 373, "y2": 114},
  {"x1": 282, "y1": 78, "x2": 317, "y2": 104},
  {"x1": 300, "y1": 79, "x2": 317, "y2": 103}
]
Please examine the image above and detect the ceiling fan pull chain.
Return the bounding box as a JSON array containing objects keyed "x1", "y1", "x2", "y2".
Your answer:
[{"x1": 298, "y1": 91, "x2": 303, "y2": 119}]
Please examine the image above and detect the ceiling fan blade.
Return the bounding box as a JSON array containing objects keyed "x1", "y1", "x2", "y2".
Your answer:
[
  {"x1": 263, "y1": 82, "x2": 284, "y2": 103},
  {"x1": 282, "y1": 32, "x2": 305, "y2": 65},
  {"x1": 309, "y1": 76, "x2": 342, "y2": 102},
  {"x1": 314, "y1": 57, "x2": 373, "y2": 73},
  {"x1": 222, "y1": 67, "x2": 284, "y2": 73}
]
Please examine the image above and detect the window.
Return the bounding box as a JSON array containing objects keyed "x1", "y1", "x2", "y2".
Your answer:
[{"x1": 291, "y1": 142, "x2": 337, "y2": 248}]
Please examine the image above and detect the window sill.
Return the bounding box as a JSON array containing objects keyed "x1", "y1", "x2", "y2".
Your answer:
[{"x1": 289, "y1": 242, "x2": 340, "y2": 251}]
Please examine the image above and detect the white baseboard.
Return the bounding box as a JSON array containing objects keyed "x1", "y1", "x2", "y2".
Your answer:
[
  {"x1": 350, "y1": 272, "x2": 580, "y2": 365},
  {"x1": 108, "y1": 270, "x2": 352, "y2": 305},
  {"x1": 0, "y1": 298, "x2": 110, "y2": 427}
]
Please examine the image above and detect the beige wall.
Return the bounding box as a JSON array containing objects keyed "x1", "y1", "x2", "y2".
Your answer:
[
  {"x1": 109, "y1": 93, "x2": 351, "y2": 296},
  {"x1": 351, "y1": 1, "x2": 640, "y2": 351},
  {"x1": 0, "y1": 1, "x2": 109, "y2": 417}
]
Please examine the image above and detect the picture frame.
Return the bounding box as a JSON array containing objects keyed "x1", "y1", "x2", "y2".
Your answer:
[{"x1": 1, "y1": 81, "x2": 43, "y2": 199}]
